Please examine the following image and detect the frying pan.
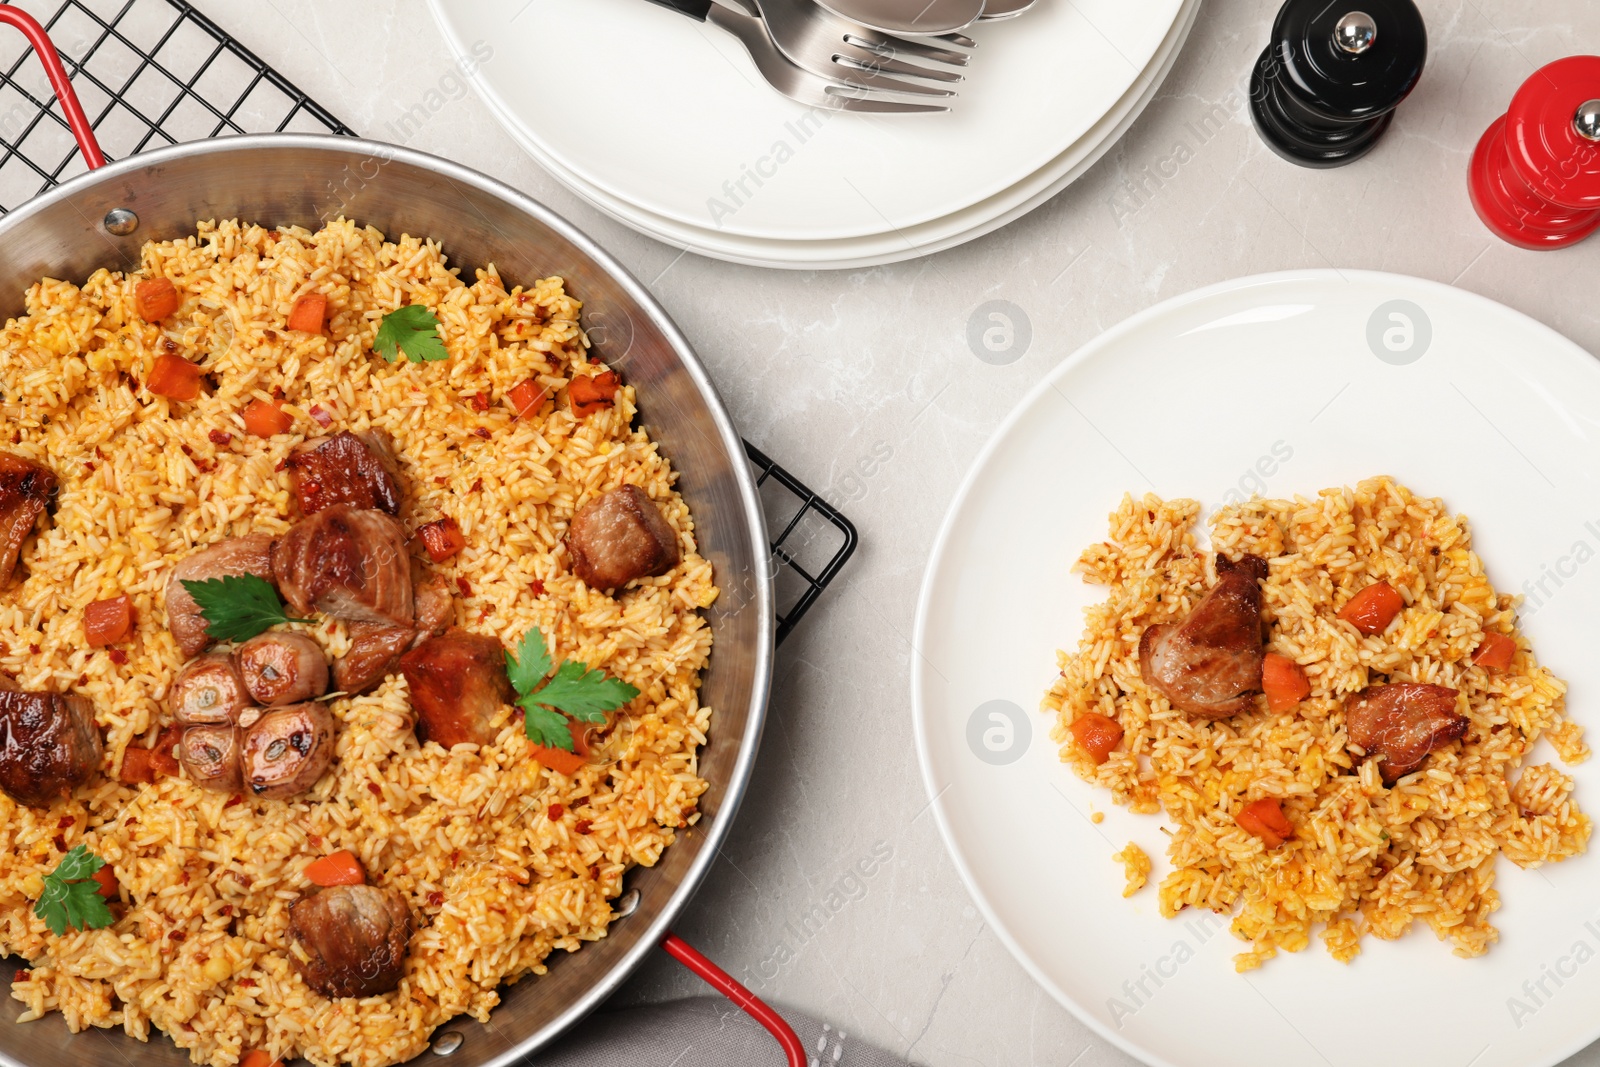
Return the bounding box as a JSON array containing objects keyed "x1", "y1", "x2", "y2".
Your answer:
[{"x1": 0, "y1": 8, "x2": 802, "y2": 1065}]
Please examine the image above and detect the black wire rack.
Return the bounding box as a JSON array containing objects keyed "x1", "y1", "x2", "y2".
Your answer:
[{"x1": 0, "y1": 0, "x2": 857, "y2": 641}]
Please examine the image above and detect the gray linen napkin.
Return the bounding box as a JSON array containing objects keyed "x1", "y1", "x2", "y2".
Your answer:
[{"x1": 530, "y1": 997, "x2": 914, "y2": 1067}]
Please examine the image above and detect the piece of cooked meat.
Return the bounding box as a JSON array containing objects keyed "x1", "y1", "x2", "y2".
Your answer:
[
  {"x1": 177, "y1": 724, "x2": 242, "y2": 793},
  {"x1": 237, "y1": 632, "x2": 329, "y2": 706},
  {"x1": 399, "y1": 629, "x2": 514, "y2": 749},
  {"x1": 287, "y1": 884, "x2": 411, "y2": 998},
  {"x1": 1345, "y1": 683, "x2": 1468, "y2": 783},
  {"x1": 566, "y1": 485, "x2": 681, "y2": 592},
  {"x1": 0, "y1": 688, "x2": 103, "y2": 807},
  {"x1": 411, "y1": 575, "x2": 453, "y2": 643},
  {"x1": 283, "y1": 431, "x2": 402, "y2": 516},
  {"x1": 332, "y1": 578, "x2": 454, "y2": 695},
  {"x1": 164, "y1": 535, "x2": 277, "y2": 657},
  {"x1": 333, "y1": 622, "x2": 413, "y2": 696},
  {"x1": 272, "y1": 506, "x2": 413, "y2": 627},
  {"x1": 0, "y1": 452, "x2": 58, "y2": 586},
  {"x1": 240, "y1": 702, "x2": 336, "y2": 799},
  {"x1": 1139, "y1": 554, "x2": 1269, "y2": 720},
  {"x1": 170, "y1": 653, "x2": 254, "y2": 725}
]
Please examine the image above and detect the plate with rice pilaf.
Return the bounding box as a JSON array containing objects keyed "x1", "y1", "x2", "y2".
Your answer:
[{"x1": 913, "y1": 271, "x2": 1600, "y2": 1067}]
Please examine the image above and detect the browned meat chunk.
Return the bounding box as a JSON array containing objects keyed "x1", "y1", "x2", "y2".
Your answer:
[
  {"x1": 411, "y1": 575, "x2": 453, "y2": 642},
  {"x1": 1345, "y1": 683, "x2": 1468, "y2": 783},
  {"x1": 273, "y1": 506, "x2": 413, "y2": 627},
  {"x1": 238, "y1": 632, "x2": 329, "y2": 706},
  {"x1": 0, "y1": 688, "x2": 103, "y2": 807},
  {"x1": 240, "y1": 702, "x2": 336, "y2": 799},
  {"x1": 399, "y1": 629, "x2": 514, "y2": 749},
  {"x1": 333, "y1": 623, "x2": 413, "y2": 696},
  {"x1": 288, "y1": 884, "x2": 412, "y2": 998},
  {"x1": 566, "y1": 485, "x2": 681, "y2": 592},
  {"x1": 170, "y1": 653, "x2": 254, "y2": 725},
  {"x1": 165, "y1": 535, "x2": 277, "y2": 657},
  {"x1": 1139, "y1": 555, "x2": 1268, "y2": 720},
  {"x1": 0, "y1": 453, "x2": 57, "y2": 586},
  {"x1": 177, "y1": 724, "x2": 242, "y2": 793},
  {"x1": 332, "y1": 578, "x2": 454, "y2": 695},
  {"x1": 284, "y1": 431, "x2": 402, "y2": 516}
]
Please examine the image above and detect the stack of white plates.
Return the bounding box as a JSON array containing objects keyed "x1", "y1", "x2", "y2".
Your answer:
[{"x1": 428, "y1": 0, "x2": 1199, "y2": 270}]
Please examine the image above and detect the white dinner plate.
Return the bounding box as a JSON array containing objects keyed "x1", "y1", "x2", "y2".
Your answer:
[
  {"x1": 428, "y1": 0, "x2": 1184, "y2": 242},
  {"x1": 429, "y1": 0, "x2": 1199, "y2": 269},
  {"x1": 438, "y1": 0, "x2": 1203, "y2": 271},
  {"x1": 913, "y1": 271, "x2": 1600, "y2": 1067}
]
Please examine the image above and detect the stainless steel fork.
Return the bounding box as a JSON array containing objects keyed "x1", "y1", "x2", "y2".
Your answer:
[
  {"x1": 645, "y1": 0, "x2": 951, "y2": 113},
  {"x1": 743, "y1": 0, "x2": 973, "y2": 89}
]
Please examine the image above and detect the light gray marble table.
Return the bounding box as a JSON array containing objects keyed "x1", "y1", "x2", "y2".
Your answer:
[{"x1": 195, "y1": 1, "x2": 1600, "y2": 1063}]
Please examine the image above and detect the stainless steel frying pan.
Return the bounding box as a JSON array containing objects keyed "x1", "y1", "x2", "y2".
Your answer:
[{"x1": 0, "y1": 8, "x2": 797, "y2": 1065}]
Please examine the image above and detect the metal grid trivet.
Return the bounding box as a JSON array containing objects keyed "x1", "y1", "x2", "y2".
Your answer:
[{"x1": 0, "y1": 0, "x2": 857, "y2": 641}]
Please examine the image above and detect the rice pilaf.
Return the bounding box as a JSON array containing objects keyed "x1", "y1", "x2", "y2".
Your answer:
[
  {"x1": 0, "y1": 218, "x2": 716, "y2": 1065},
  {"x1": 1044, "y1": 477, "x2": 1589, "y2": 971}
]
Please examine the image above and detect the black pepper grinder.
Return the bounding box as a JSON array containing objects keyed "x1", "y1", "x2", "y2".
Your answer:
[{"x1": 1249, "y1": 0, "x2": 1427, "y2": 168}]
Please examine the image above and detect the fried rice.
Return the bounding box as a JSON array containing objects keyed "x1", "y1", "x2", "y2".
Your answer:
[
  {"x1": 1044, "y1": 477, "x2": 1589, "y2": 971},
  {"x1": 0, "y1": 218, "x2": 717, "y2": 1065}
]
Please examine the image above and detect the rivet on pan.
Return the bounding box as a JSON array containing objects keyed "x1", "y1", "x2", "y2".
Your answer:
[
  {"x1": 103, "y1": 208, "x2": 138, "y2": 236},
  {"x1": 613, "y1": 889, "x2": 640, "y2": 918},
  {"x1": 430, "y1": 1031, "x2": 464, "y2": 1056}
]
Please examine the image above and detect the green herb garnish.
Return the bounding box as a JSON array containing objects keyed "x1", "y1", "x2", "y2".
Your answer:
[
  {"x1": 33, "y1": 846, "x2": 114, "y2": 936},
  {"x1": 180, "y1": 574, "x2": 311, "y2": 644},
  {"x1": 374, "y1": 305, "x2": 447, "y2": 363},
  {"x1": 506, "y1": 627, "x2": 639, "y2": 752}
]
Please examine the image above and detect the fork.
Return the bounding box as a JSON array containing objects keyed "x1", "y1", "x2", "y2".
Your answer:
[
  {"x1": 645, "y1": 0, "x2": 951, "y2": 113},
  {"x1": 740, "y1": 0, "x2": 972, "y2": 88}
]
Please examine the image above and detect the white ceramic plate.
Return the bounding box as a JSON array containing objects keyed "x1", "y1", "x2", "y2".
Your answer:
[
  {"x1": 436, "y1": 0, "x2": 1198, "y2": 269},
  {"x1": 428, "y1": 0, "x2": 1183, "y2": 242},
  {"x1": 913, "y1": 271, "x2": 1600, "y2": 1067}
]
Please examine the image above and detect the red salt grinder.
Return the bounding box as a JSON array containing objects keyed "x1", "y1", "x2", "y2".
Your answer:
[{"x1": 1469, "y1": 55, "x2": 1600, "y2": 250}]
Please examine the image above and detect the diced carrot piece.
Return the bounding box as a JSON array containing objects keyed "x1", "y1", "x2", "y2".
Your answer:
[
  {"x1": 417, "y1": 517, "x2": 466, "y2": 563},
  {"x1": 1337, "y1": 581, "x2": 1405, "y2": 635},
  {"x1": 304, "y1": 850, "x2": 365, "y2": 887},
  {"x1": 118, "y1": 731, "x2": 179, "y2": 785},
  {"x1": 568, "y1": 371, "x2": 620, "y2": 417},
  {"x1": 529, "y1": 743, "x2": 585, "y2": 777},
  {"x1": 508, "y1": 379, "x2": 550, "y2": 418},
  {"x1": 242, "y1": 399, "x2": 293, "y2": 437},
  {"x1": 1068, "y1": 712, "x2": 1123, "y2": 765},
  {"x1": 287, "y1": 293, "x2": 328, "y2": 334},
  {"x1": 1262, "y1": 652, "x2": 1311, "y2": 712},
  {"x1": 240, "y1": 1052, "x2": 284, "y2": 1067},
  {"x1": 528, "y1": 720, "x2": 589, "y2": 776},
  {"x1": 146, "y1": 352, "x2": 203, "y2": 401},
  {"x1": 1473, "y1": 632, "x2": 1517, "y2": 670},
  {"x1": 134, "y1": 278, "x2": 180, "y2": 322},
  {"x1": 85, "y1": 595, "x2": 133, "y2": 647},
  {"x1": 1236, "y1": 798, "x2": 1293, "y2": 848},
  {"x1": 92, "y1": 865, "x2": 117, "y2": 901}
]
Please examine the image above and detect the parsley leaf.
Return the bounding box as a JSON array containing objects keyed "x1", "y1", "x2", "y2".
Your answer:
[
  {"x1": 523, "y1": 704, "x2": 576, "y2": 751},
  {"x1": 180, "y1": 574, "x2": 312, "y2": 644},
  {"x1": 530, "y1": 660, "x2": 637, "y2": 725},
  {"x1": 506, "y1": 627, "x2": 639, "y2": 752},
  {"x1": 504, "y1": 628, "x2": 553, "y2": 696},
  {"x1": 374, "y1": 305, "x2": 447, "y2": 363},
  {"x1": 33, "y1": 845, "x2": 114, "y2": 936}
]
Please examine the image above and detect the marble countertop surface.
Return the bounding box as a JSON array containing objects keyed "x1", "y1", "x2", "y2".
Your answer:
[{"x1": 67, "y1": 0, "x2": 1600, "y2": 1063}]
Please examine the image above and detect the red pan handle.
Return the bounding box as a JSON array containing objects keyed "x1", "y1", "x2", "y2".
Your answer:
[
  {"x1": 0, "y1": 5, "x2": 106, "y2": 170},
  {"x1": 662, "y1": 932, "x2": 806, "y2": 1067}
]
